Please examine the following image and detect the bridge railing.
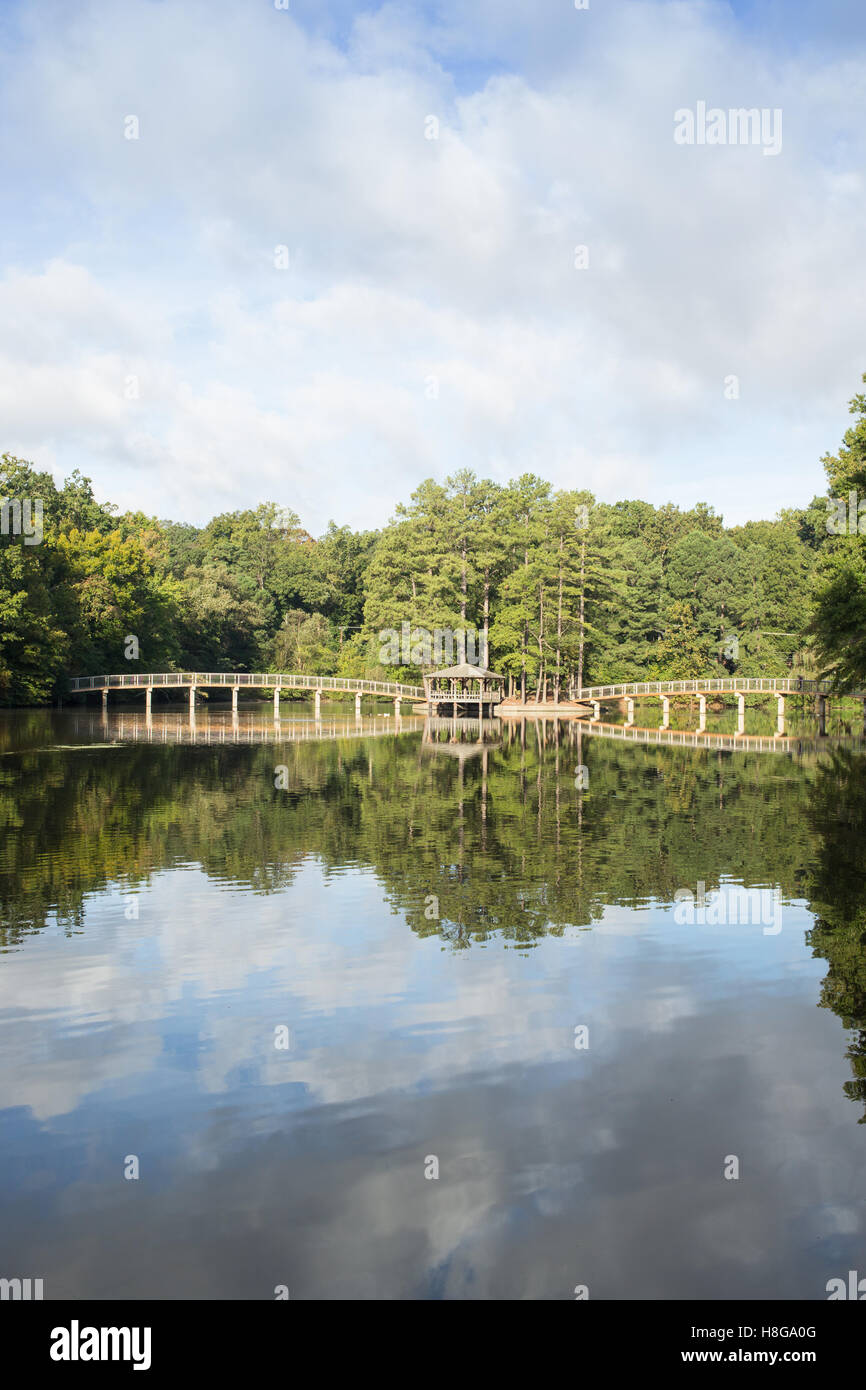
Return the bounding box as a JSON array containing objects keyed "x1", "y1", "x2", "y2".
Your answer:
[
  {"x1": 575, "y1": 677, "x2": 855, "y2": 700},
  {"x1": 65, "y1": 672, "x2": 866, "y2": 702},
  {"x1": 67, "y1": 672, "x2": 425, "y2": 698}
]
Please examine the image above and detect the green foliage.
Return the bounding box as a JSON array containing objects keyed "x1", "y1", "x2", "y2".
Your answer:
[
  {"x1": 273, "y1": 609, "x2": 337, "y2": 674},
  {"x1": 655, "y1": 600, "x2": 707, "y2": 678},
  {"x1": 805, "y1": 748, "x2": 866, "y2": 1118},
  {"x1": 7, "y1": 365, "x2": 866, "y2": 706},
  {"x1": 811, "y1": 376, "x2": 866, "y2": 690}
]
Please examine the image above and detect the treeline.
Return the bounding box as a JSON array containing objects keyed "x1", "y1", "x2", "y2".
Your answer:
[
  {"x1": 0, "y1": 453, "x2": 376, "y2": 704},
  {"x1": 1, "y1": 376, "x2": 864, "y2": 704}
]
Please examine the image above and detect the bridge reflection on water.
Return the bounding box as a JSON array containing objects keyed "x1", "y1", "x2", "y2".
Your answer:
[
  {"x1": 69, "y1": 710, "x2": 427, "y2": 745},
  {"x1": 63, "y1": 709, "x2": 866, "y2": 759}
]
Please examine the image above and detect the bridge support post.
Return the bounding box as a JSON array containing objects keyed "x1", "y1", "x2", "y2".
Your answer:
[
  {"x1": 817, "y1": 694, "x2": 827, "y2": 735},
  {"x1": 273, "y1": 686, "x2": 280, "y2": 718},
  {"x1": 625, "y1": 698, "x2": 634, "y2": 728},
  {"x1": 232, "y1": 685, "x2": 239, "y2": 715},
  {"x1": 697, "y1": 695, "x2": 706, "y2": 732},
  {"x1": 394, "y1": 696, "x2": 401, "y2": 719},
  {"x1": 101, "y1": 688, "x2": 108, "y2": 714},
  {"x1": 591, "y1": 702, "x2": 600, "y2": 723},
  {"x1": 660, "y1": 696, "x2": 670, "y2": 730},
  {"x1": 736, "y1": 692, "x2": 745, "y2": 735},
  {"x1": 355, "y1": 692, "x2": 362, "y2": 720},
  {"x1": 776, "y1": 694, "x2": 785, "y2": 736},
  {"x1": 189, "y1": 685, "x2": 196, "y2": 711},
  {"x1": 314, "y1": 690, "x2": 321, "y2": 720},
  {"x1": 145, "y1": 686, "x2": 152, "y2": 717}
]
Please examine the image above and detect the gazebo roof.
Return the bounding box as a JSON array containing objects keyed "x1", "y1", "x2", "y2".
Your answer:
[{"x1": 427, "y1": 662, "x2": 504, "y2": 681}]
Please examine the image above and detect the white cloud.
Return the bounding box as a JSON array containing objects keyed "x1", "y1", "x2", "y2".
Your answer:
[{"x1": 1, "y1": 0, "x2": 864, "y2": 528}]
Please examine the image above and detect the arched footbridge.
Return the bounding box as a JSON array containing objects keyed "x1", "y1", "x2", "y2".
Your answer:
[
  {"x1": 68, "y1": 672, "x2": 866, "y2": 736},
  {"x1": 68, "y1": 671, "x2": 425, "y2": 717},
  {"x1": 561, "y1": 676, "x2": 866, "y2": 737}
]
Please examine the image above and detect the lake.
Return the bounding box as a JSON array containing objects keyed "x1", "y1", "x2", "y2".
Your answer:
[{"x1": 1, "y1": 703, "x2": 865, "y2": 1299}]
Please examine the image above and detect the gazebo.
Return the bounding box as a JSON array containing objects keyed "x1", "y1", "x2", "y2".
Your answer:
[{"x1": 423, "y1": 662, "x2": 505, "y2": 718}]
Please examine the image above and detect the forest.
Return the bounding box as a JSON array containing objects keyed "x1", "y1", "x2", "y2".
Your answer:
[{"x1": 1, "y1": 375, "x2": 864, "y2": 706}]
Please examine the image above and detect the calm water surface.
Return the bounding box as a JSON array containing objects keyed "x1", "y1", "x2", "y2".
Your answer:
[{"x1": 1, "y1": 703, "x2": 865, "y2": 1299}]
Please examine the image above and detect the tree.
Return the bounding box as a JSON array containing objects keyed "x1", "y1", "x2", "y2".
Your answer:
[
  {"x1": 0, "y1": 445, "x2": 840, "y2": 704},
  {"x1": 811, "y1": 376, "x2": 866, "y2": 689},
  {"x1": 489, "y1": 475, "x2": 552, "y2": 699},
  {"x1": 664, "y1": 531, "x2": 748, "y2": 673},
  {"x1": 176, "y1": 565, "x2": 267, "y2": 671},
  {"x1": 273, "y1": 610, "x2": 337, "y2": 674},
  {"x1": 656, "y1": 600, "x2": 706, "y2": 678}
]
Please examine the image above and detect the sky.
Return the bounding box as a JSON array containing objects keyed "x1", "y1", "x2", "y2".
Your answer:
[{"x1": 0, "y1": 0, "x2": 864, "y2": 534}]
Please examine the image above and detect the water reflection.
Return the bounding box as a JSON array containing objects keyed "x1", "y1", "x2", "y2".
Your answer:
[{"x1": 0, "y1": 709, "x2": 865, "y2": 1298}]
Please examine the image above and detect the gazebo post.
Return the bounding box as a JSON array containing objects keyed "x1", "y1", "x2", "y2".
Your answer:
[{"x1": 425, "y1": 661, "x2": 504, "y2": 722}]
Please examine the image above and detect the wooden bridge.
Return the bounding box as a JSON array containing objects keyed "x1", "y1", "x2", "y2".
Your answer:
[
  {"x1": 68, "y1": 671, "x2": 425, "y2": 719},
  {"x1": 68, "y1": 671, "x2": 866, "y2": 737},
  {"x1": 501, "y1": 676, "x2": 866, "y2": 736}
]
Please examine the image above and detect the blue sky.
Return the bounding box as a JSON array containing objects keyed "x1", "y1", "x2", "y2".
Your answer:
[{"x1": 0, "y1": 0, "x2": 864, "y2": 533}]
